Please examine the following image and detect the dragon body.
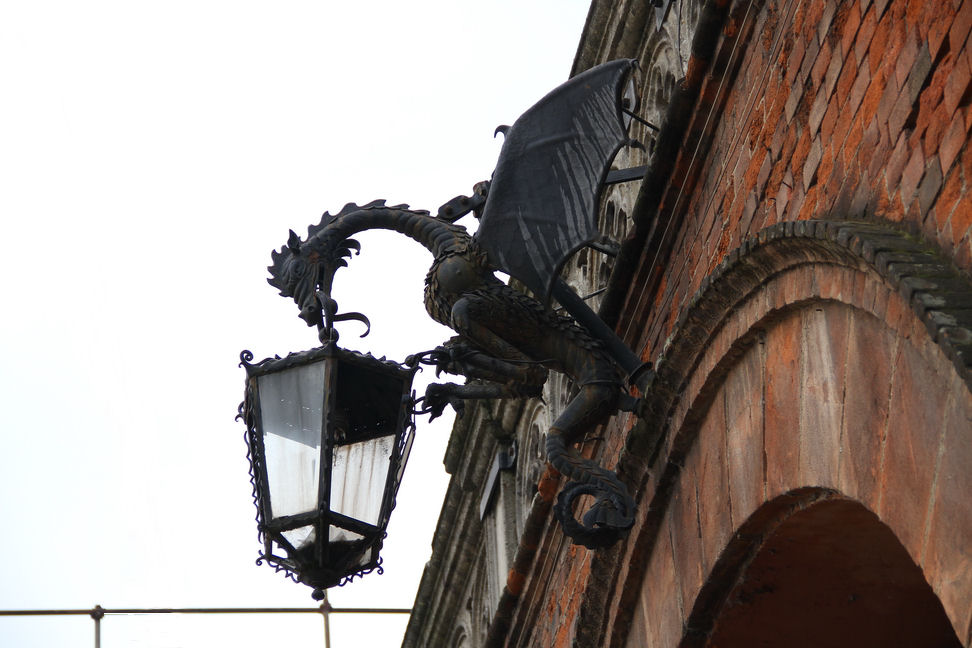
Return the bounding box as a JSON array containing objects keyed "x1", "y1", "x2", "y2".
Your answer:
[
  {"x1": 269, "y1": 200, "x2": 635, "y2": 548},
  {"x1": 265, "y1": 59, "x2": 646, "y2": 548}
]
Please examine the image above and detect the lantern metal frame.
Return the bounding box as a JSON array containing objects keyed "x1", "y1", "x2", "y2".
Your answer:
[{"x1": 238, "y1": 344, "x2": 418, "y2": 599}]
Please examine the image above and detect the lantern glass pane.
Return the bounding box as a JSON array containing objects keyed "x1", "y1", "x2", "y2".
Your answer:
[
  {"x1": 330, "y1": 435, "x2": 393, "y2": 525},
  {"x1": 328, "y1": 527, "x2": 364, "y2": 544},
  {"x1": 257, "y1": 361, "x2": 325, "y2": 518},
  {"x1": 282, "y1": 525, "x2": 316, "y2": 552},
  {"x1": 356, "y1": 546, "x2": 374, "y2": 568}
]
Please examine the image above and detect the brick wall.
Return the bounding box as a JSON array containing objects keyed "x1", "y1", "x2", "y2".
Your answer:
[
  {"x1": 627, "y1": 0, "x2": 972, "y2": 363},
  {"x1": 604, "y1": 0, "x2": 972, "y2": 643},
  {"x1": 503, "y1": 1, "x2": 972, "y2": 646}
]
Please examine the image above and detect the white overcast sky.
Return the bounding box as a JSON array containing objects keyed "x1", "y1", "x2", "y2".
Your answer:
[{"x1": 0, "y1": 1, "x2": 590, "y2": 646}]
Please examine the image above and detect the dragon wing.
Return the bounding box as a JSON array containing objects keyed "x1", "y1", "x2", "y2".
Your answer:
[{"x1": 474, "y1": 59, "x2": 638, "y2": 302}]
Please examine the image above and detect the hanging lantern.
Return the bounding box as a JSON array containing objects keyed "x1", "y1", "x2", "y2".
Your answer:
[{"x1": 239, "y1": 343, "x2": 417, "y2": 599}]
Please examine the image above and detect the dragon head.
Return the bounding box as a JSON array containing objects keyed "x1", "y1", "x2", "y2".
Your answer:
[
  {"x1": 268, "y1": 211, "x2": 362, "y2": 329},
  {"x1": 268, "y1": 229, "x2": 326, "y2": 327}
]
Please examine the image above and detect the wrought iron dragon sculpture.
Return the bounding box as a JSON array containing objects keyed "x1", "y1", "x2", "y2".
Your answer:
[{"x1": 267, "y1": 60, "x2": 652, "y2": 549}]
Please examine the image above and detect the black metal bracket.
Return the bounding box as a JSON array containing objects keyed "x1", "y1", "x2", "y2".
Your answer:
[
  {"x1": 552, "y1": 279, "x2": 654, "y2": 394},
  {"x1": 479, "y1": 442, "x2": 517, "y2": 519},
  {"x1": 604, "y1": 165, "x2": 649, "y2": 185},
  {"x1": 622, "y1": 109, "x2": 660, "y2": 131}
]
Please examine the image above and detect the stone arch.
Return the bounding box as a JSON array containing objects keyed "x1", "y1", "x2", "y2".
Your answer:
[
  {"x1": 601, "y1": 220, "x2": 972, "y2": 647},
  {"x1": 681, "y1": 490, "x2": 962, "y2": 647},
  {"x1": 585, "y1": 188, "x2": 636, "y2": 307},
  {"x1": 515, "y1": 399, "x2": 551, "y2": 535},
  {"x1": 636, "y1": 35, "x2": 679, "y2": 152},
  {"x1": 675, "y1": 0, "x2": 703, "y2": 71}
]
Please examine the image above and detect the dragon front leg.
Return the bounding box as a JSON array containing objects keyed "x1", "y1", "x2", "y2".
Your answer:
[
  {"x1": 411, "y1": 337, "x2": 548, "y2": 421},
  {"x1": 433, "y1": 336, "x2": 548, "y2": 386},
  {"x1": 420, "y1": 380, "x2": 543, "y2": 421}
]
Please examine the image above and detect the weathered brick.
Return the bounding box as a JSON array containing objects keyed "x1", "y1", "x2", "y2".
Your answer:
[
  {"x1": 867, "y1": 8, "x2": 892, "y2": 74},
  {"x1": 835, "y1": 48, "x2": 860, "y2": 107},
  {"x1": 855, "y1": 5, "x2": 880, "y2": 66},
  {"x1": 853, "y1": 165, "x2": 878, "y2": 216},
  {"x1": 948, "y1": 183, "x2": 972, "y2": 246},
  {"x1": 860, "y1": 64, "x2": 889, "y2": 126},
  {"x1": 785, "y1": 31, "x2": 808, "y2": 87},
  {"x1": 811, "y1": 40, "x2": 834, "y2": 90},
  {"x1": 818, "y1": 138, "x2": 837, "y2": 187},
  {"x1": 926, "y1": 6, "x2": 952, "y2": 60},
  {"x1": 874, "y1": 67, "x2": 910, "y2": 130},
  {"x1": 906, "y1": 42, "x2": 935, "y2": 107},
  {"x1": 798, "y1": 304, "x2": 848, "y2": 488},
  {"x1": 884, "y1": 131, "x2": 912, "y2": 193},
  {"x1": 943, "y1": 50, "x2": 972, "y2": 117},
  {"x1": 791, "y1": 185, "x2": 821, "y2": 220},
  {"x1": 800, "y1": 35, "x2": 823, "y2": 87},
  {"x1": 894, "y1": 29, "x2": 922, "y2": 90},
  {"x1": 925, "y1": 104, "x2": 953, "y2": 159},
  {"x1": 939, "y1": 110, "x2": 968, "y2": 174},
  {"x1": 937, "y1": 162, "x2": 965, "y2": 229},
  {"x1": 822, "y1": 147, "x2": 847, "y2": 206},
  {"x1": 808, "y1": 84, "x2": 829, "y2": 135},
  {"x1": 756, "y1": 147, "x2": 774, "y2": 195},
  {"x1": 774, "y1": 173, "x2": 792, "y2": 220},
  {"x1": 879, "y1": 331, "x2": 950, "y2": 561},
  {"x1": 818, "y1": 1, "x2": 839, "y2": 44},
  {"x1": 917, "y1": 156, "x2": 944, "y2": 217},
  {"x1": 838, "y1": 306, "x2": 895, "y2": 509},
  {"x1": 785, "y1": 82, "x2": 805, "y2": 124},
  {"x1": 636, "y1": 509, "x2": 685, "y2": 647},
  {"x1": 858, "y1": 119, "x2": 883, "y2": 176},
  {"x1": 839, "y1": 2, "x2": 863, "y2": 57},
  {"x1": 846, "y1": 58, "x2": 872, "y2": 118},
  {"x1": 887, "y1": 85, "x2": 915, "y2": 140},
  {"x1": 823, "y1": 44, "x2": 845, "y2": 99},
  {"x1": 921, "y1": 374, "x2": 972, "y2": 643},
  {"x1": 669, "y1": 464, "x2": 706, "y2": 615},
  {"x1": 724, "y1": 341, "x2": 765, "y2": 523},
  {"x1": 899, "y1": 145, "x2": 926, "y2": 208},
  {"x1": 764, "y1": 308, "x2": 803, "y2": 497},
  {"x1": 841, "y1": 113, "x2": 866, "y2": 166},
  {"x1": 626, "y1": 590, "x2": 650, "y2": 647},
  {"x1": 803, "y1": 136, "x2": 824, "y2": 191},
  {"x1": 820, "y1": 98, "x2": 840, "y2": 143},
  {"x1": 949, "y1": 0, "x2": 972, "y2": 55}
]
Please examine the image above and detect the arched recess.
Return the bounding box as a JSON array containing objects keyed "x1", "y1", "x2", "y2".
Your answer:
[
  {"x1": 589, "y1": 220, "x2": 972, "y2": 648},
  {"x1": 683, "y1": 491, "x2": 961, "y2": 647}
]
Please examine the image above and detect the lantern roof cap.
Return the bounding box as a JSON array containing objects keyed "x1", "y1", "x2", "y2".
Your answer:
[{"x1": 239, "y1": 344, "x2": 415, "y2": 379}]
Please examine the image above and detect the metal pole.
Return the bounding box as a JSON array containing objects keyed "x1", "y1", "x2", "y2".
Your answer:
[
  {"x1": 0, "y1": 604, "x2": 410, "y2": 647},
  {"x1": 0, "y1": 606, "x2": 410, "y2": 616},
  {"x1": 320, "y1": 598, "x2": 331, "y2": 648},
  {"x1": 552, "y1": 278, "x2": 654, "y2": 391},
  {"x1": 90, "y1": 605, "x2": 104, "y2": 648}
]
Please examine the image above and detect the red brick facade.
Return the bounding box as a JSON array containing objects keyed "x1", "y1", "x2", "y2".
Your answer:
[
  {"x1": 510, "y1": 0, "x2": 972, "y2": 645},
  {"x1": 626, "y1": 0, "x2": 972, "y2": 362}
]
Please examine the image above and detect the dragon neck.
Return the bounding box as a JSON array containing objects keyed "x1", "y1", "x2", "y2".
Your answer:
[{"x1": 314, "y1": 202, "x2": 470, "y2": 259}]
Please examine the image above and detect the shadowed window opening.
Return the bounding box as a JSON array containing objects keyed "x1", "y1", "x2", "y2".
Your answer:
[{"x1": 697, "y1": 498, "x2": 960, "y2": 647}]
